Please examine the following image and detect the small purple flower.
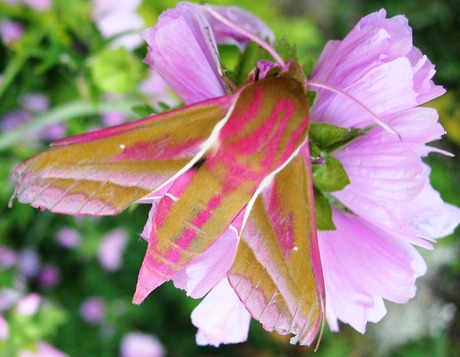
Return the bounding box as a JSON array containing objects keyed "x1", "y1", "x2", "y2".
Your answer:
[
  {"x1": 20, "y1": 93, "x2": 49, "y2": 113},
  {"x1": 0, "y1": 20, "x2": 24, "y2": 44},
  {"x1": 56, "y1": 227, "x2": 82, "y2": 248},
  {"x1": 120, "y1": 332, "x2": 165, "y2": 357},
  {"x1": 0, "y1": 246, "x2": 17, "y2": 269},
  {"x1": 80, "y1": 297, "x2": 106, "y2": 324},
  {"x1": 17, "y1": 249, "x2": 41, "y2": 279},
  {"x1": 97, "y1": 228, "x2": 128, "y2": 272},
  {"x1": 39, "y1": 264, "x2": 60, "y2": 289}
]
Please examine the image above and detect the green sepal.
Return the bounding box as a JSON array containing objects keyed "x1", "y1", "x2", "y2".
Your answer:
[
  {"x1": 312, "y1": 156, "x2": 350, "y2": 192},
  {"x1": 132, "y1": 104, "x2": 157, "y2": 118},
  {"x1": 306, "y1": 91, "x2": 317, "y2": 107},
  {"x1": 233, "y1": 41, "x2": 268, "y2": 85},
  {"x1": 274, "y1": 35, "x2": 298, "y2": 63},
  {"x1": 313, "y1": 188, "x2": 336, "y2": 230},
  {"x1": 309, "y1": 123, "x2": 366, "y2": 153}
]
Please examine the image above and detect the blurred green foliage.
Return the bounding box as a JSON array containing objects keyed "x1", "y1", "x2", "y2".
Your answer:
[{"x1": 1, "y1": 0, "x2": 459, "y2": 356}]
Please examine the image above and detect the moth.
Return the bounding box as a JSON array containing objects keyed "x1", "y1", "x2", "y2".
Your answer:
[{"x1": 10, "y1": 61, "x2": 325, "y2": 345}]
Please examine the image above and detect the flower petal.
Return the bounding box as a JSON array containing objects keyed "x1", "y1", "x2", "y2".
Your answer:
[
  {"x1": 318, "y1": 208, "x2": 426, "y2": 333},
  {"x1": 310, "y1": 9, "x2": 445, "y2": 129},
  {"x1": 142, "y1": 2, "x2": 226, "y2": 104},
  {"x1": 172, "y1": 225, "x2": 239, "y2": 299},
  {"x1": 191, "y1": 278, "x2": 251, "y2": 347},
  {"x1": 200, "y1": 4, "x2": 274, "y2": 50}
]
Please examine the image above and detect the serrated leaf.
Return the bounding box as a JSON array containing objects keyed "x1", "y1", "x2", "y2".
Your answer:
[
  {"x1": 309, "y1": 123, "x2": 365, "y2": 153},
  {"x1": 314, "y1": 188, "x2": 335, "y2": 230},
  {"x1": 275, "y1": 35, "x2": 298, "y2": 62},
  {"x1": 312, "y1": 156, "x2": 350, "y2": 192}
]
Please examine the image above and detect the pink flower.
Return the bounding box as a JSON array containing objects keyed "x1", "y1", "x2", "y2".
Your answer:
[
  {"x1": 0, "y1": 20, "x2": 24, "y2": 44},
  {"x1": 23, "y1": 0, "x2": 52, "y2": 12},
  {"x1": 56, "y1": 227, "x2": 81, "y2": 248},
  {"x1": 97, "y1": 228, "x2": 128, "y2": 271},
  {"x1": 0, "y1": 246, "x2": 17, "y2": 269},
  {"x1": 139, "y1": 4, "x2": 460, "y2": 345},
  {"x1": 120, "y1": 332, "x2": 165, "y2": 357},
  {"x1": 307, "y1": 9, "x2": 460, "y2": 331},
  {"x1": 142, "y1": 2, "x2": 226, "y2": 105},
  {"x1": 20, "y1": 341, "x2": 69, "y2": 357},
  {"x1": 139, "y1": 69, "x2": 180, "y2": 111},
  {"x1": 191, "y1": 278, "x2": 251, "y2": 346},
  {"x1": 141, "y1": 2, "x2": 273, "y2": 105},
  {"x1": 16, "y1": 293, "x2": 41, "y2": 316},
  {"x1": 80, "y1": 297, "x2": 106, "y2": 324},
  {"x1": 92, "y1": 0, "x2": 143, "y2": 50},
  {"x1": 201, "y1": 4, "x2": 274, "y2": 50},
  {"x1": 39, "y1": 264, "x2": 60, "y2": 289}
]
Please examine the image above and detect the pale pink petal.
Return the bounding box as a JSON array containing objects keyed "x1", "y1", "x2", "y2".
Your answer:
[
  {"x1": 120, "y1": 332, "x2": 165, "y2": 357},
  {"x1": 318, "y1": 208, "x2": 426, "y2": 333},
  {"x1": 321, "y1": 107, "x2": 451, "y2": 247},
  {"x1": 200, "y1": 4, "x2": 274, "y2": 50},
  {"x1": 310, "y1": 10, "x2": 445, "y2": 129},
  {"x1": 191, "y1": 278, "x2": 251, "y2": 347},
  {"x1": 172, "y1": 227, "x2": 238, "y2": 298},
  {"x1": 142, "y1": 2, "x2": 226, "y2": 105}
]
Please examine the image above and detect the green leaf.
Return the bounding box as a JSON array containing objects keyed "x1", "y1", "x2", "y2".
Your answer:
[
  {"x1": 314, "y1": 189, "x2": 335, "y2": 230},
  {"x1": 309, "y1": 123, "x2": 366, "y2": 153},
  {"x1": 312, "y1": 156, "x2": 350, "y2": 192}
]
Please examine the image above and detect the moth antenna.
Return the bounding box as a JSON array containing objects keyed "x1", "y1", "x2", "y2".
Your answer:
[
  {"x1": 307, "y1": 80, "x2": 401, "y2": 138},
  {"x1": 201, "y1": 5, "x2": 286, "y2": 68}
]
